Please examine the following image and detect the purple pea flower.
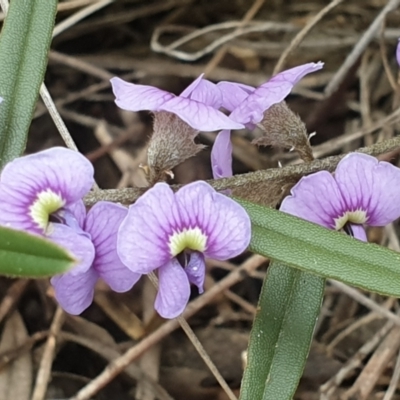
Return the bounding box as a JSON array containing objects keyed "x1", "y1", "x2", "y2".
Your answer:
[
  {"x1": 280, "y1": 153, "x2": 400, "y2": 241},
  {"x1": 117, "y1": 181, "x2": 251, "y2": 318},
  {"x1": 397, "y1": 39, "x2": 400, "y2": 67},
  {"x1": 110, "y1": 74, "x2": 243, "y2": 131},
  {"x1": 0, "y1": 147, "x2": 139, "y2": 314},
  {"x1": 217, "y1": 62, "x2": 324, "y2": 126}
]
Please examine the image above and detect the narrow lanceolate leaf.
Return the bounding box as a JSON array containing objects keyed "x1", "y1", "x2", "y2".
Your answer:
[
  {"x1": 240, "y1": 263, "x2": 324, "y2": 400},
  {"x1": 236, "y1": 198, "x2": 400, "y2": 298},
  {"x1": 0, "y1": 0, "x2": 57, "y2": 167},
  {"x1": 0, "y1": 226, "x2": 76, "y2": 278}
]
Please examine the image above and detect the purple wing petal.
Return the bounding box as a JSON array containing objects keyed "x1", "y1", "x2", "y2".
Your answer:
[
  {"x1": 348, "y1": 224, "x2": 367, "y2": 242},
  {"x1": 179, "y1": 74, "x2": 204, "y2": 98},
  {"x1": 117, "y1": 183, "x2": 179, "y2": 274},
  {"x1": 217, "y1": 81, "x2": 254, "y2": 112},
  {"x1": 111, "y1": 77, "x2": 175, "y2": 112},
  {"x1": 85, "y1": 201, "x2": 141, "y2": 292},
  {"x1": 51, "y1": 267, "x2": 98, "y2": 315},
  {"x1": 211, "y1": 130, "x2": 233, "y2": 179},
  {"x1": 335, "y1": 153, "x2": 400, "y2": 226},
  {"x1": 49, "y1": 223, "x2": 95, "y2": 276},
  {"x1": 160, "y1": 97, "x2": 244, "y2": 131},
  {"x1": 182, "y1": 78, "x2": 223, "y2": 109},
  {"x1": 397, "y1": 40, "x2": 400, "y2": 67},
  {"x1": 0, "y1": 148, "x2": 94, "y2": 233},
  {"x1": 229, "y1": 62, "x2": 324, "y2": 125},
  {"x1": 185, "y1": 252, "x2": 206, "y2": 293},
  {"x1": 155, "y1": 258, "x2": 191, "y2": 319},
  {"x1": 280, "y1": 171, "x2": 346, "y2": 229},
  {"x1": 176, "y1": 181, "x2": 251, "y2": 260}
]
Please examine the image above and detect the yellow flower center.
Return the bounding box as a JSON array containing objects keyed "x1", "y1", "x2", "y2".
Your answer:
[
  {"x1": 29, "y1": 189, "x2": 65, "y2": 231},
  {"x1": 168, "y1": 227, "x2": 207, "y2": 257},
  {"x1": 334, "y1": 209, "x2": 367, "y2": 231}
]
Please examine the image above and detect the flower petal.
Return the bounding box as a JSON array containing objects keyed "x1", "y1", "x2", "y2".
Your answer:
[
  {"x1": 117, "y1": 183, "x2": 179, "y2": 274},
  {"x1": 49, "y1": 223, "x2": 95, "y2": 276},
  {"x1": 175, "y1": 181, "x2": 251, "y2": 259},
  {"x1": 51, "y1": 267, "x2": 98, "y2": 315},
  {"x1": 0, "y1": 148, "x2": 94, "y2": 233},
  {"x1": 335, "y1": 153, "x2": 400, "y2": 226},
  {"x1": 85, "y1": 201, "x2": 141, "y2": 292},
  {"x1": 217, "y1": 81, "x2": 254, "y2": 112},
  {"x1": 348, "y1": 223, "x2": 367, "y2": 242},
  {"x1": 160, "y1": 97, "x2": 244, "y2": 131},
  {"x1": 229, "y1": 62, "x2": 324, "y2": 125},
  {"x1": 110, "y1": 77, "x2": 175, "y2": 111},
  {"x1": 280, "y1": 171, "x2": 346, "y2": 229},
  {"x1": 211, "y1": 130, "x2": 233, "y2": 179},
  {"x1": 180, "y1": 75, "x2": 223, "y2": 108},
  {"x1": 155, "y1": 258, "x2": 191, "y2": 318},
  {"x1": 397, "y1": 40, "x2": 400, "y2": 68},
  {"x1": 185, "y1": 252, "x2": 206, "y2": 293}
]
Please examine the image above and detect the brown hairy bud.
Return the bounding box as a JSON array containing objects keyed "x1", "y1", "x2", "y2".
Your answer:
[
  {"x1": 252, "y1": 101, "x2": 314, "y2": 162},
  {"x1": 146, "y1": 112, "x2": 206, "y2": 184}
]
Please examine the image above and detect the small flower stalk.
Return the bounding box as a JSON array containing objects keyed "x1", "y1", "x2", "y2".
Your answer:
[
  {"x1": 117, "y1": 181, "x2": 251, "y2": 318},
  {"x1": 280, "y1": 153, "x2": 400, "y2": 241}
]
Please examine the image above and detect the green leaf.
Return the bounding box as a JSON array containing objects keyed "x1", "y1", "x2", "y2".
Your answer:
[
  {"x1": 0, "y1": 0, "x2": 57, "y2": 167},
  {"x1": 0, "y1": 226, "x2": 76, "y2": 278},
  {"x1": 240, "y1": 263, "x2": 324, "y2": 400},
  {"x1": 236, "y1": 198, "x2": 400, "y2": 297}
]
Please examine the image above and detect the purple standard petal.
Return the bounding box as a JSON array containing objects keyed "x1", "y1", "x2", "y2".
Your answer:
[
  {"x1": 229, "y1": 62, "x2": 324, "y2": 125},
  {"x1": 280, "y1": 171, "x2": 346, "y2": 229},
  {"x1": 110, "y1": 77, "x2": 175, "y2": 112},
  {"x1": 175, "y1": 181, "x2": 251, "y2": 260},
  {"x1": 155, "y1": 258, "x2": 191, "y2": 318},
  {"x1": 118, "y1": 183, "x2": 180, "y2": 274},
  {"x1": 51, "y1": 267, "x2": 98, "y2": 315},
  {"x1": 397, "y1": 40, "x2": 400, "y2": 67},
  {"x1": 49, "y1": 223, "x2": 95, "y2": 276},
  {"x1": 160, "y1": 97, "x2": 244, "y2": 131},
  {"x1": 180, "y1": 74, "x2": 223, "y2": 108},
  {"x1": 217, "y1": 81, "x2": 254, "y2": 112},
  {"x1": 335, "y1": 153, "x2": 400, "y2": 226},
  {"x1": 185, "y1": 252, "x2": 206, "y2": 294},
  {"x1": 211, "y1": 130, "x2": 233, "y2": 179},
  {"x1": 85, "y1": 201, "x2": 141, "y2": 292},
  {"x1": 0, "y1": 148, "x2": 94, "y2": 233}
]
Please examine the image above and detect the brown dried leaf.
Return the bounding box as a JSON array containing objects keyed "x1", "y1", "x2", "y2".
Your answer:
[
  {"x1": 147, "y1": 112, "x2": 205, "y2": 184},
  {"x1": 0, "y1": 311, "x2": 32, "y2": 400},
  {"x1": 253, "y1": 101, "x2": 314, "y2": 162}
]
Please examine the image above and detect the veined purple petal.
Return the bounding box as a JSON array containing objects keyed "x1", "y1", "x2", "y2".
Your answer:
[
  {"x1": 185, "y1": 252, "x2": 206, "y2": 293},
  {"x1": 175, "y1": 181, "x2": 251, "y2": 259},
  {"x1": 160, "y1": 97, "x2": 244, "y2": 131},
  {"x1": 111, "y1": 77, "x2": 175, "y2": 112},
  {"x1": 348, "y1": 224, "x2": 367, "y2": 242},
  {"x1": 280, "y1": 171, "x2": 346, "y2": 229},
  {"x1": 0, "y1": 148, "x2": 94, "y2": 233},
  {"x1": 49, "y1": 223, "x2": 95, "y2": 276},
  {"x1": 211, "y1": 130, "x2": 233, "y2": 179},
  {"x1": 85, "y1": 201, "x2": 141, "y2": 292},
  {"x1": 155, "y1": 258, "x2": 191, "y2": 318},
  {"x1": 67, "y1": 200, "x2": 87, "y2": 228},
  {"x1": 229, "y1": 62, "x2": 324, "y2": 125},
  {"x1": 217, "y1": 81, "x2": 254, "y2": 112},
  {"x1": 51, "y1": 267, "x2": 98, "y2": 315},
  {"x1": 118, "y1": 183, "x2": 179, "y2": 274},
  {"x1": 335, "y1": 153, "x2": 400, "y2": 226},
  {"x1": 180, "y1": 75, "x2": 223, "y2": 108}
]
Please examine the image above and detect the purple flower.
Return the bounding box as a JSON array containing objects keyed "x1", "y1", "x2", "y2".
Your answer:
[
  {"x1": 217, "y1": 62, "x2": 324, "y2": 126},
  {"x1": 211, "y1": 129, "x2": 232, "y2": 179},
  {"x1": 280, "y1": 153, "x2": 400, "y2": 241},
  {"x1": 0, "y1": 147, "x2": 139, "y2": 314},
  {"x1": 397, "y1": 40, "x2": 400, "y2": 67},
  {"x1": 110, "y1": 74, "x2": 243, "y2": 131},
  {"x1": 117, "y1": 181, "x2": 251, "y2": 318}
]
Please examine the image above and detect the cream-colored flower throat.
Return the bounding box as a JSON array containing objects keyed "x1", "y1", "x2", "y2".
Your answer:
[
  {"x1": 334, "y1": 209, "x2": 367, "y2": 231},
  {"x1": 168, "y1": 227, "x2": 207, "y2": 257},
  {"x1": 29, "y1": 189, "x2": 65, "y2": 231}
]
